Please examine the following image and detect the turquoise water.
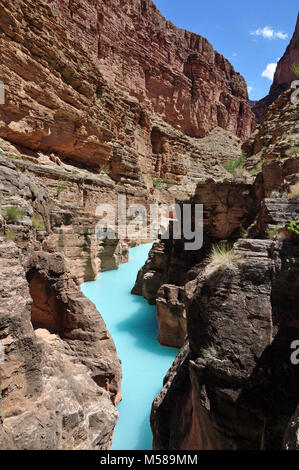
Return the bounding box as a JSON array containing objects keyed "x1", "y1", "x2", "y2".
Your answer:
[{"x1": 81, "y1": 243, "x2": 178, "y2": 450}]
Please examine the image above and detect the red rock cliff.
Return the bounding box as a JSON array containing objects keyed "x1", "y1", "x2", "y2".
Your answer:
[
  {"x1": 0, "y1": 0, "x2": 254, "y2": 173},
  {"x1": 89, "y1": 0, "x2": 255, "y2": 139},
  {"x1": 253, "y1": 13, "x2": 299, "y2": 122},
  {"x1": 272, "y1": 14, "x2": 299, "y2": 91}
]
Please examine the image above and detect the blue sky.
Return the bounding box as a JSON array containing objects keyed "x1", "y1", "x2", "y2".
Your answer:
[{"x1": 154, "y1": 0, "x2": 298, "y2": 100}]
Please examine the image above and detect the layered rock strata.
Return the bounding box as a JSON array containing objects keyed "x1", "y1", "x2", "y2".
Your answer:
[
  {"x1": 253, "y1": 14, "x2": 299, "y2": 122},
  {"x1": 244, "y1": 89, "x2": 299, "y2": 167},
  {"x1": 0, "y1": 0, "x2": 254, "y2": 187},
  {"x1": 0, "y1": 161, "x2": 121, "y2": 449}
]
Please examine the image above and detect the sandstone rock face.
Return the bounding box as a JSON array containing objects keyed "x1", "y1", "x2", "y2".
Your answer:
[
  {"x1": 156, "y1": 285, "x2": 187, "y2": 348},
  {"x1": 0, "y1": 0, "x2": 254, "y2": 190},
  {"x1": 272, "y1": 14, "x2": 299, "y2": 92},
  {"x1": 151, "y1": 342, "x2": 192, "y2": 449},
  {"x1": 151, "y1": 240, "x2": 274, "y2": 450},
  {"x1": 93, "y1": 0, "x2": 254, "y2": 139},
  {"x1": 244, "y1": 89, "x2": 299, "y2": 165},
  {"x1": 0, "y1": 161, "x2": 121, "y2": 449},
  {"x1": 253, "y1": 15, "x2": 299, "y2": 122},
  {"x1": 132, "y1": 176, "x2": 261, "y2": 348}
]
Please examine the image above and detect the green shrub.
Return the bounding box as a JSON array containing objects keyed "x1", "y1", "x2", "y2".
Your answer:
[
  {"x1": 285, "y1": 147, "x2": 299, "y2": 157},
  {"x1": 286, "y1": 257, "x2": 299, "y2": 271},
  {"x1": 32, "y1": 214, "x2": 45, "y2": 230},
  {"x1": 152, "y1": 177, "x2": 162, "y2": 191},
  {"x1": 240, "y1": 226, "x2": 248, "y2": 239},
  {"x1": 4, "y1": 230, "x2": 15, "y2": 241},
  {"x1": 250, "y1": 160, "x2": 264, "y2": 175},
  {"x1": 56, "y1": 179, "x2": 68, "y2": 198},
  {"x1": 225, "y1": 153, "x2": 246, "y2": 174},
  {"x1": 99, "y1": 165, "x2": 110, "y2": 175},
  {"x1": 266, "y1": 223, "x2": 286, "y2": 239},
  {"x1": 291, "y1": 63, "x2": 299, "y2": 78},
  {"x1": 201, "y1": 346, "x2": 218, "y2": 362},
  {"x1": 206, "y1": 243, "x2": 243, "y2": 274},
  {"x1": 2, "y1": 206, "x2": 26, "y2": 222},
  {"x1": 288, "y1": 220, "x2": 299, "y2": 235}
]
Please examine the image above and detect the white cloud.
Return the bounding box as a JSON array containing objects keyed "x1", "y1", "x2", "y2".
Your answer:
[
  {"x1": 233, "y1": 52, "x2": 238, "y2": 57},
  {"x1": 250, "y1": 26, "x2": 288, "y2": 40},
  {"x1": 248, "y1": 86, "x2": 253, "y2": 94},
  {"x1": 262, "y1": 62, "x2": 278, "y2": 80},
  {"x1": 276, "y1": 31, "x2": 288, "y2": 40}
]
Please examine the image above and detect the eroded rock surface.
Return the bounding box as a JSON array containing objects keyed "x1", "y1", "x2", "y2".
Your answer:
[
  {"x1": 0, "y1": 162, "x2": 121, "y2": 449},
  {"x1": 0, "y1": 0, "x2": 254, "y2": 164},
  {"x1": 253, "y1": 15, "x2": 299, "y2": 122},
  {"x1": 244, "y1": 89, "x2": 299, "y2": 166}
]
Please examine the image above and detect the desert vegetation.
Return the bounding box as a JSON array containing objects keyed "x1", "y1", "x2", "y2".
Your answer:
[{"x1": 206, "y1": 243, "x2": 244, "y2": 274}]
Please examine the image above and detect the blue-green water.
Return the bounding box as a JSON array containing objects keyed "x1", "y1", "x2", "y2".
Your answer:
[{"x1": 81, "y1": 243, "x2": 178, "y2": 450}]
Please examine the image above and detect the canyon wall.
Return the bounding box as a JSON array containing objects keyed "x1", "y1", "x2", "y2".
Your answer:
[
  {"x1": 244, "y1": 89, "x2": 299, "y2": 165},
  {"x1": 133, "y1": 87, "x2": 299, "y2": 449},
  {"x1": 0, "y1": 0, "x2": 254, "y2": 179},
  {"x1": 83, "y1": 0, "x2": 255, "y2": 139},
  {"x1": 0, "y1": 0, "x2": 255, "y2": 288},
  {"x1": 253, "y1": 14, "x2": 299, "y2": 122},
  {"x1": 0, "y1": 160, "x2": 122, "y2": 449}
]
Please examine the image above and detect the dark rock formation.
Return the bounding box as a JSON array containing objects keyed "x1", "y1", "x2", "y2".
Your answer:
[
  {"x1": 132, "y1": 176, "x2": 262, "y2": 348},
  {"x1": 151, "y1": 342, "x2": 192, "y2": 449},
  {"x1": 141, "y1": 202, "x2": 299, "y2": 450},
  {"x1": 284, "y1": 406, "x2": 299, "y2": 450},
  {"x1": 149, "y1": 237, "x2": 299, "y2": 450}
]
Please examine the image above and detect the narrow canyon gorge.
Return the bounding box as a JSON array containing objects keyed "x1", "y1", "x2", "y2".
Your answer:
[{"x1": 0, "y1": 0, "x2": 298, "y2": 451}]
